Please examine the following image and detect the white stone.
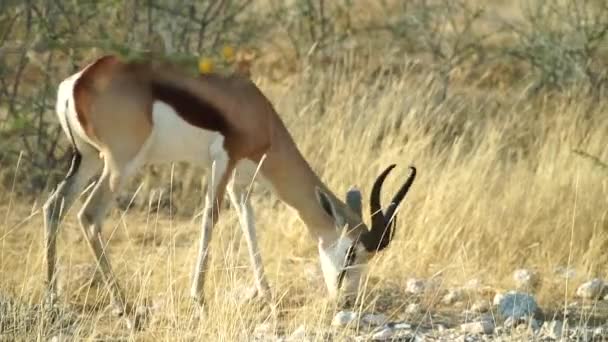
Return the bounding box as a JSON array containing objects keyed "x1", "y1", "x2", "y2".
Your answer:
[
  {"x1": 460, "y1": 320, "x2": 495, "y2": 335},
  {"x1": 332, "y1": 311, "x2": 357, "y2": 326},
  {"x1": 49, "y1": 334, "x2": 71, "y2": 342},
  {"x1": 442, "y1": 288, "x2": 464, "y2": 305},
  {"x1": 594, "y1": 326, "x2": 606, "y2": 337},
  {"x1": 371, "y1": 327, "x2": 395, "y2": 340},
  {"x1": 288, "y1": 325, "x2": 307, "y2": 340},
  {"x1": 541, "y1": 320, "x2": 564, "y2": 339},
  {"x1": 393, "y1": 322, "x2": 412, "y2": 330},
  {"x1": 361, "y1": 313, "x2": 387, "y2": 326},
  {"x1": 576, "y1": 278, "x2": 605, "y2": 299},
  {"x1": 493, "y1": 292, "x2": 505, "y2": 306},
  {"x1": 513, "y1": 269, "x2": 540, "y2": 290},
  {"x1": 405, "y1": 303, "x2": 420, "y2": 314},
  {"x1": 405, "y1": 278, "x2": 426, "y2": 295}
]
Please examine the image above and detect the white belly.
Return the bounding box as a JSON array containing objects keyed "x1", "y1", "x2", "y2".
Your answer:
[{"x1": 146, "y1": 100, "x2": 221, "y2": 166}]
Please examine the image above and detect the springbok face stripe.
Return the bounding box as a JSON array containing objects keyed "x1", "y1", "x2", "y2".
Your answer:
[{"x1": 337, "y1": 243, "x2": 357, "y2": 289}]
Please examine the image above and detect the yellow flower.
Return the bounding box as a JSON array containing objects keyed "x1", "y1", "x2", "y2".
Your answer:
[
  {"x1": 198, "y1": 57, "x2": 214, "y2": 74},
  {"x1": 222, "y1": 45, "x2": 235, "y2": 63}
]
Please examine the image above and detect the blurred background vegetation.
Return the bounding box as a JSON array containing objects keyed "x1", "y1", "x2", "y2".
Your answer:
[
  {"x1": 0, "y1": 0, "x2": 607, "y2": 203},
  {"x1": 1, "y1": 3, "x2": 608, "y2": 339}
]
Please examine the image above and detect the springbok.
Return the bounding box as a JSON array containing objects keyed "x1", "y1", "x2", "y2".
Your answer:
[{"x1": 43, "y1": 54, "x2": 416, "y2": 324}]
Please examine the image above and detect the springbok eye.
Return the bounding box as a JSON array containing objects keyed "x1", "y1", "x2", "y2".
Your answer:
[{"x1": 337, "y1": 244, "x2": 357, "y2": 289}]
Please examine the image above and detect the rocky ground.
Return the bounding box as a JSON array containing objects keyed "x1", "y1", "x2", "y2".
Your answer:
[
  {"x1": 1, "y1": 269, "x2": 607, "y2": 341},
  {"x1": 259, "y1": 270, "x2": 608, "y2": 341}
]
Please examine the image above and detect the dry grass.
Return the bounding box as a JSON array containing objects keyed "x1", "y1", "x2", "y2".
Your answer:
[{"x1": 0, "y1": 53, "x2": 607, "y2": 340}]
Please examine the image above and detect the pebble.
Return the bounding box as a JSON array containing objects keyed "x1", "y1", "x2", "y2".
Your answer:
[
  {"x1": 405, "y1": 303, "x2": 420, "y2": 314},
  {"x1": 391, "y1": 322, "x2": 412, "y2": 330},
  {"x1": 332, "y1": 311, "x2": 357, "y2": 326},
  {"x1": 371, "y1": 327, "x2": 396, "y2": 340},
  {"x1": 492, "y1": 292, "x2": 505, "y2": 306},
  {"x1": 576, "y1": 278, "x2": 605, "y2": 300},
  {"x1": 406, "y1": 278, "x2": 426, "y2": 295},
  {"x1": 513, "y1": 269, "x2": 540, "y2": 290},
  {"x1": 288, "y1": 325, "x2": 307, "y2": 340},
  {"x1": 503, "y1": 315, "x2": 540, "y2": 334},
  {"x1": 49, "y1": 334, "x2": 71, "y2": 342},
  {"x1": 361, "y1": 313, "x2": 387, "y2": 327},
  {"x1": 497, "y1": 291, "x2": 539, "y2": 320},
  {"x1": 442, "y1": 288, "x2": 465, "y2": 305},
  {"x1": 541, "y1": 320, "x2": 564, "y2": 340},
  {"x1": 460, "y1": 320, "x2": 495, "y2": 335}
]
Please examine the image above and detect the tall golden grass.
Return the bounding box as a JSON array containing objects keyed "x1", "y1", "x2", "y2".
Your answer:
[{"x1": 0, "y1": 52, "x2": 606, "y2": 340}]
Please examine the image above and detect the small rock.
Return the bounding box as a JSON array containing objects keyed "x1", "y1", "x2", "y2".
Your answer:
[
  {"x1": 332, "y1": 311, "x2": 357, "y2": 326},
  {"x1": 513, "y1": 269, "x2": 540, "y2": 290},
  {"x1": 406, "y1": 278, "x2": 426, "y2": 295},
  {"x1": 504, "y1": 315, "x2": 540, "y2": 333},
  {"x1": 528, "y1": 318, "x2": 542, "y2": 334},
  {"x1": 576, "y1": 278, "x2": 605, "y2": 300},
  {"x1": 541, "y1": 320, "x2": 564, "y2": 339},
  {"x1": 493, "y1": 292, "x2": 505, "y2": 306},
  {"x1": 442, "y1": 288, "x2": 465, "y2": 305},
  {"x1": 254, "y1": 322, "x2": 273, "y2": 335},
  {"x1": 497, "y1": 291, "x2": 539, "y2": 320},
  {"x1": 405, "y1": 303, "x2": 420, "y2": 314},
  {"x1": 391, "y1": 322, "x2": 412, "y2": 330},
  {"x1": 49, "y1": 334, "x2": 71, "y2": 342},
  {"x1": 289, "y1": 325, "x2": 307, "y2": 340},
  {"x1": 461, "y1": 320, "x2": 495, "y2": 335},
  {"x1": 361, "y1": 313, "x2": 387, "y2": 326},
  {"x1": 371, "y1": 327, "x2": 396, "y2": 341},
  {"x1": 434, "y1": 323, "x2": 448, "y2": 332},
  {"x1": 594, "y1": 326, "x2": 606, "y2": 337}
]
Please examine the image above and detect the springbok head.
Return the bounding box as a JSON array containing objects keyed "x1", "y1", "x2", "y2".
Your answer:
[{"x1": 314, "y1": 165, "x2": 417, "y2": 299}]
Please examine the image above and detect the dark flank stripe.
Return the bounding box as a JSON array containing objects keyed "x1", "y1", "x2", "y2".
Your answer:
[{"x1": 150, "y1": 80, "x2": 230, "y2": 135}]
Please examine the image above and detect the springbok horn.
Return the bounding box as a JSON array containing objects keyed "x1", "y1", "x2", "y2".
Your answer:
[{"x1": 362, "y1": 165, "x2": 416, "y2": 252}]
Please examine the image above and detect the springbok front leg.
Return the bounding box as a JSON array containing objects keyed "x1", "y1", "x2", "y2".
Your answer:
[
  {"x1": 42, "y1": 145, "x2": 102, "y2": 304},
  {"x1": 190, "y1": 138, "x2": 234, "y2": 306},
  {"x1": 227, "y1": 172, "x2": 270, "y2": 301}
]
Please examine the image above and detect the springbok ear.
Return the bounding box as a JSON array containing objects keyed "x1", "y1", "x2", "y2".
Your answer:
[
  {"x1": 345, "y1": 186, "x2": 362, "y2": 217},
  {"x1": 314, "y1": 187, "x2": 346, "y2": 228}
]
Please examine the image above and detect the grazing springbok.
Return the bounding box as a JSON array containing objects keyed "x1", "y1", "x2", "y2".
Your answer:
[{"x1": 43, "y1": 54, "x2": 416, "y2": 323}]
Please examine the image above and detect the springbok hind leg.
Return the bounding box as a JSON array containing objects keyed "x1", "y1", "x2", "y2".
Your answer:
[
  {"x1": 42, "y1": 146, "x2": 102, "y2": 305},
  {"x1": 76, "y1": 160, "x2": 138, "y2": 328}
]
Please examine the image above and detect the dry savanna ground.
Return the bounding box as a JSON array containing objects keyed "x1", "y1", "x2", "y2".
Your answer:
[
  {"x1": 1, "y1": 1, "x2": 608, "y2": 341},
  {"x1": 1, "y1": 59, "x2": 607, "y2": 340}
]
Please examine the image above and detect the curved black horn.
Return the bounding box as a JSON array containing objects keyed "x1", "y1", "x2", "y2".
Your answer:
[
  {"x1": 384, "y1": 166, "x2": 417, "y2": 225},
  {"x1": 362, "y1": 164, "x2": 396, "y2": 252},
  {"x1": 362, "y1": 165, "x2": 416, "y2": 252}
]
